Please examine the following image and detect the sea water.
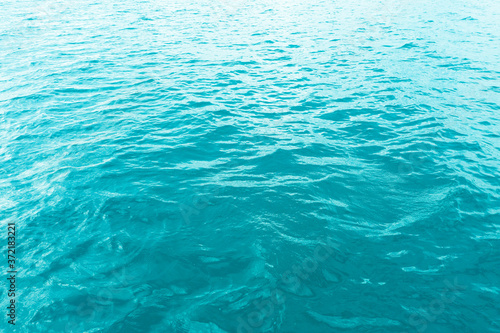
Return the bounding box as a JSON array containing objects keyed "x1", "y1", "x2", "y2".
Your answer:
[{"x1": 0, "y1": 0, "x2": 499, "y2": 332}]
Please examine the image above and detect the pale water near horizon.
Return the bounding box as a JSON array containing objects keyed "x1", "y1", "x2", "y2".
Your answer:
[{"x1": 1, "y1": 0, "x2": 499, "y2": 332}]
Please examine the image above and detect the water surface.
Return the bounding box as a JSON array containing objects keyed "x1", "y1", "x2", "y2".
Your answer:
[{"x1": 1, "y1": 0, "x2": 499, "y2": 332}]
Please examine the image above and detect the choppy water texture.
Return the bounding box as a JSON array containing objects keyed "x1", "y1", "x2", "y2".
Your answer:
[{"x1": 1, "y1": 0, "x2": 500, "y2": 332}]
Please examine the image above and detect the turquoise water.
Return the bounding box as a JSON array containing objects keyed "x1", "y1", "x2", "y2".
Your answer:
[{"x1": 1, "y1": 0, "x2": 500, "y2": 332}]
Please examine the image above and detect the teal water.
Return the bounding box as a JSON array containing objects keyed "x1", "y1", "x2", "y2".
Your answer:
[{"x1": 1, "y1": 0, "x2": 500, "y2": 332}]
